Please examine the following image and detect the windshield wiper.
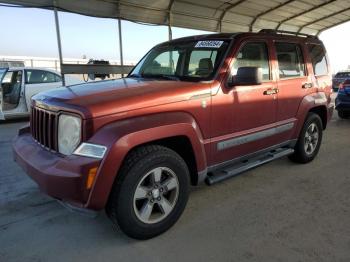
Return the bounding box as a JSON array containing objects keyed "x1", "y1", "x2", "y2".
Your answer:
[
  {"x1": 141, "y1": 74, "x2": 180, "y2": 81},
  {"x1": 158, "y1": 75, "x2": 180, "y2": 81}
]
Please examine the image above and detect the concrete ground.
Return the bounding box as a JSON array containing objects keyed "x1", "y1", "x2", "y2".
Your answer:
[{"x1": 0, "y1": 113, "x2": 349, "y2": 262}]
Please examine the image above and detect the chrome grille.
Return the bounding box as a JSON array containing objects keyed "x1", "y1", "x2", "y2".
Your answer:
[{"x1": 30, "y1": 107, "x2": 58, "y2": 151}]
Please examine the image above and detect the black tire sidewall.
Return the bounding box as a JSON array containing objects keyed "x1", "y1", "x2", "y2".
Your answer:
[
  {"x1": 294, "y1": 113, "x2": 323, "y2": 163},
  {"x1": 115, "y1": 147, "x2": 190, "y2": 239},
  {"x1": 338, "y1": 110, "x2": 349, "y2": 119}
]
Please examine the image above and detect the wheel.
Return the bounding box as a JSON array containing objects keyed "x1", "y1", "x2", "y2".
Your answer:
[
  {"x1": 338, "y1": 110, "x2": 350, "y2": 119},
  {"x1": 106, "y1": 145, "x2": 190, "y2": 240},
  {"x1": 289, "y1": 113, "x2": 323, "y2": 164}
]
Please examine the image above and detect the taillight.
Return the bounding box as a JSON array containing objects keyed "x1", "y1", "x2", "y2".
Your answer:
[
  {"x1": 339, "y1": 79, "x2": 350, "y2": 91},
  {"x1": 344, "y1": 79, "x2": 350, "y2": 84}
]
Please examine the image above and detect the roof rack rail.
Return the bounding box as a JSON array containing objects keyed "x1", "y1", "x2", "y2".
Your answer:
[{"x1": 259, "y1": 29, "x2": 318, "y2": 39}]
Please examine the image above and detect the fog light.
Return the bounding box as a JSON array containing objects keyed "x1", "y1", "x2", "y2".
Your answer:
[{"x1": 73, "y1": 143, "x2": 107, "y2": 159}]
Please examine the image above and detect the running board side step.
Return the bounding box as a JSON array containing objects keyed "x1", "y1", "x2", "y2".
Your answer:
[{"x1": 205, "y1": 148, "x2": 294, "y2": 185}]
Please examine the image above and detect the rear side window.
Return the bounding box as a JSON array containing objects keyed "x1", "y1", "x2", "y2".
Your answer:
[
  {"x1": 26, "y1": 70, "x2": 61, "y2": 84},
  {"x1": 308, "y1": 44, "x2": 328, "y2": 76},
  {"x1": 276, "y1": 43, "x2": 305, "y2": 79},
  {"x1": 232, "y1": 42, "x2": 270, "y2": 81}
]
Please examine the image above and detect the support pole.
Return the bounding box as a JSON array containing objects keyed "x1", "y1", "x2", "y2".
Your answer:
[
  {"x1": 168, "y1": 24, "x2": 172, "y2": 41},
  {"x1": 53, "y1": 6, "x2": 65, "y2": 86},
  {"x1": 167, "y1": 11, "x2": 173, "y2": 72},
  {"x1": 167, "y1": 0, "x2": 175, "y2": 40},
  {"x1": 118, "y1": 19, "x2": 124, "y2": 77}
]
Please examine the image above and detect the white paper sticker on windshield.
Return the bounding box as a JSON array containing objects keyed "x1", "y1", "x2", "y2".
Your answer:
[{"x1": 195, "y1": 41, "x2": 223, "y2": 48}]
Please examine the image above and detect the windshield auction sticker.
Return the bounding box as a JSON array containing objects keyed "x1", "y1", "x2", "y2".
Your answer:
[{"x1": 195, "y1": 41, "x2": 223, "y2": 48}]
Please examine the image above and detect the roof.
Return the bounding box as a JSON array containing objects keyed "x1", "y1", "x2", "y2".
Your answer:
[
  {"x1": 6, "y1": 67, "x2": 60, "y2": 73},
  {"x1": 2, "y1": 0, "x2": 350, "y2": 36},
  {"x1": 157, "y1": 33, "x2": 238, "y2": 46},
  {"x1": 166, "y1": 30, "x2": 322, "y2": 43}
]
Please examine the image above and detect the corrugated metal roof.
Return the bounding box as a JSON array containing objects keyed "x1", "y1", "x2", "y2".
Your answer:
[{"x1": 2, "y1": 0, "x2": 350, "y2": 35}]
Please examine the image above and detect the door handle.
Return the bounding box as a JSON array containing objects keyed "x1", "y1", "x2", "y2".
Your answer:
[
  {"x1": 263, "y1": 88, "x2": 279, "y2": 95},
  {"x1": 302, "y1": 82, "x2": 313, "y2": 89}
]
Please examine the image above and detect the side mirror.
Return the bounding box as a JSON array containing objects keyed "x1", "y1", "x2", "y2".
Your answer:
[{"x1": 229, "y1": 67, "x2": 263, "y2": 86}]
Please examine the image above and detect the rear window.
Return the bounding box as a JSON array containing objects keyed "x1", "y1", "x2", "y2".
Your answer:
[
  {"x1": 335, "y1": 72, "x2": 350, "y2": 78},
  {"x1": 308, "y1": 44, "x2": 328, "y2": 76},
  {"x1": 276, "y1": 42, "x2": 305, "y2": 79}
]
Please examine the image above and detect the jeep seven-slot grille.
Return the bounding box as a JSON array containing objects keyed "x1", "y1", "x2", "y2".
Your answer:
[{"x1": 30, "y1": 107, "x2": 58, "y2": 151}]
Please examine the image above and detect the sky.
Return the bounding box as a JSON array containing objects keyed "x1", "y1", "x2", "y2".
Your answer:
[{"x1": 0, "y1": 4, "x2": 349, "y2": 72}]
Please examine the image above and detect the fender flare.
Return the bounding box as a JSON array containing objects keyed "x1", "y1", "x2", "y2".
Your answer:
[
  {"x1": 293, "y1": 92, "x2": 329, "y2": 138},
  {"x1": 85, "y1": 111, "x2": 207, "y2": 210}
]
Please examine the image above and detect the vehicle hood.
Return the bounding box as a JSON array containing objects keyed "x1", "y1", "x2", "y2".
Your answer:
[{"x1": 32, "y1": 78, "x2": 212, "y2": 119}]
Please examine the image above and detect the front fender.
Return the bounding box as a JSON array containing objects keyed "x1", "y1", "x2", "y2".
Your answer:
[{"x1": 84, "y1": 112, "x2": 207, "y2": 210}]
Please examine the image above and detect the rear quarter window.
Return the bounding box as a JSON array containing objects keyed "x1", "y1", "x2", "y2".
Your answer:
[{"x1": 307, "y1": 44, "x2": 328, "y2": 76}]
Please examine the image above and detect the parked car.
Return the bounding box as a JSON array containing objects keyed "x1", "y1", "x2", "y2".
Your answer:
[
  {"x1": 335, "y1": 79, "x2": 350, "y2": 118},
  {"x1": 13, "y1": 30, "x2": 333, "y2": 239},
  {"x1": 0, "y1": 67, "x2": 81, "y2": 120},
  {"x1": 332, "y1": 70, "x2": 350, "y2": 91}
]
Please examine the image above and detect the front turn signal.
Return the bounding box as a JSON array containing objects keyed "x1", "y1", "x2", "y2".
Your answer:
[{"x1": 86, "y1": 167, "x2": 98, "y2": 190}]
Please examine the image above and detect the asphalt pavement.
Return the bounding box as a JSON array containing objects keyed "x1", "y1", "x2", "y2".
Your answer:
[{"x1": 0, "y1": 113, "x2": 349, "y2": 262}]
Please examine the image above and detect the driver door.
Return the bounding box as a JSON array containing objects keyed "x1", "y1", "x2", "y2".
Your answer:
[{"x1": 0, "y1": 68, "x2": 8, "y2": 120}]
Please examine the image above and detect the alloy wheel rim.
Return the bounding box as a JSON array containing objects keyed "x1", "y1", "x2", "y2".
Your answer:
[
  {"x1": 304, "y1": 123, "x2": 319, "y2": 155},
  {"x1": 133, "y1": 167, "x2": 179, "y2": 224}
]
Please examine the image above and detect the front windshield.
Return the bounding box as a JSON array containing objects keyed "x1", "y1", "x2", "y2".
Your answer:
[{"x1": 129, "y1": 40, "x2": 230, "y2": 81}]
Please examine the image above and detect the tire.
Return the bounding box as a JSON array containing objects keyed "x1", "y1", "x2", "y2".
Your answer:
[
  {"x1": 338, "y1": 110, "x2": 350, "y2": 119},
  {"x1": 289, "y1": 113, "x2": 323, "y2": 164},
  {"x1": 106, "y1": 145, "x2": 190, "y2": 240}
]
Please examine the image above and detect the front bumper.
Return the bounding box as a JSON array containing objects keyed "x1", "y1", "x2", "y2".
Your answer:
[{"x1": 13, "y1": 127, "x2": 102, "y2": 209}]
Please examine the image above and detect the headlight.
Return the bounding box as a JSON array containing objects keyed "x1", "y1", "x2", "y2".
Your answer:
[{"x1": 58, "y1": 114, "x2": 81, "y2": 155}]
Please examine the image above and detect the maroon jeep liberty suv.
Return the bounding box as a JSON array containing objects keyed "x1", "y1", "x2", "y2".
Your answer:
[{"x1": 13, "y1": 30, "x2": 333, "y2": 239}]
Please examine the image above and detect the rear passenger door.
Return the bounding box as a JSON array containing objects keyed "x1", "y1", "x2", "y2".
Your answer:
[{"x1": 274, "y1": 42, "x2": 312, "y2": 126}]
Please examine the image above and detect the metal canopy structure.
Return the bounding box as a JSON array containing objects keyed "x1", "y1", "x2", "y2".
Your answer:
[
  {"x1": 2, "y1": 0, "x2": 350, "y2": 84},
  {"x1": 3, "y1": 0, "x2": 350, "y2": 36}
]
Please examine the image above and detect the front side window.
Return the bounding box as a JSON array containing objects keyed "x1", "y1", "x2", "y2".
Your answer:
[
  {"x1": 276, "y1": 43, "x2": 305, "y2": 79},
  {"x1": 130, "y1": 40, "x2": 230, "y2": 81},
  {"x1": 26, "y1": 70, "x2": 61, "y2": 84},
  {"x1": 308, "y1": 44, "x2": 328, "y2": 76},
  {"x1": 1, "y1": 70, "x2": 22, "y2": 107},
  {"x1": 231, "y1": 42, "x2": 270, "y2": 81},
  {"x1": 0, "y1": 68, "x2": 7, "y2": 82},
  {"x1": 2, "y1": 70, "x2": 22, "y2": 85}
]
